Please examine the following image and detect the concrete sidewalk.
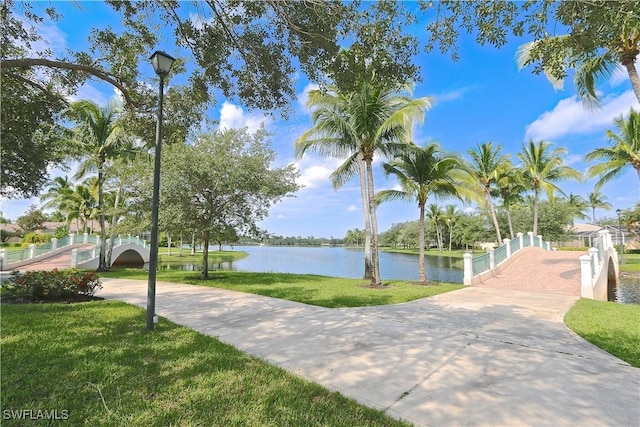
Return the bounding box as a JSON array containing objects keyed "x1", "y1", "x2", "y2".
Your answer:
[{"x1": 99, "y1": 279, "x2": 640, "y2": 426}]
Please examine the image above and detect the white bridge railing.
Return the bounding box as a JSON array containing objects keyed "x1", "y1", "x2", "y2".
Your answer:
[
  {"x1": 463, "y1": 231, "x2": 551, "y2": 286},
  {"x1": 579, "y1": 230, "x2": 619, "y2": 300}
]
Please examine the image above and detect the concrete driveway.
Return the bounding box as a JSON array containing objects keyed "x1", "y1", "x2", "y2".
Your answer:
[{"x1": 98, "y1": 279, "x2": 640, "y2": 426}]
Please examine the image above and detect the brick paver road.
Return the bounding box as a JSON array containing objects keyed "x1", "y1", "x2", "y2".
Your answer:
[{"x1": 474, "y1": 247, "x2": 583, "y2": 296}]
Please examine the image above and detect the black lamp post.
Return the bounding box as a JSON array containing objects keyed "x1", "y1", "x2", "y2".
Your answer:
[
  {"x1": 616, "y1": 208, "x2": 625, "y2": 265},
  {"x1": 147, "y1": 50, "x2": 175, "y2": 330}
]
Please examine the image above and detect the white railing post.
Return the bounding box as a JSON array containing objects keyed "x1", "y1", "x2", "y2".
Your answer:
[
  {"x1": 128, "y1": 234, "x2": 132, "y2": 244},
  {"x1": 71, "y1": 249, "x2": 78, "y2": 268},
  {"x1": 69, "y1": 234, "x2": 75, "y2": 245},
  {"x1": 527, "y1": 231, "x2": 534, "y2": 247},
  {"x1": 504, "y1": 238, "x2": 512, "y2": 259},
  {"x1": 537, "y1": 235, "x2": 543, "y2": 248},
  {"x1": 92, "y1": 245, "x2": 97, "y2": 258},
  {"x1": 463, "y1": 253, "x2": 473, "y2": 286},
  {"x1": 83, "y1": 232, "x2": 89, "y2": 244},
  {"x1": 118, "y1": 236, "x2": 122, "y2": 246},
  {"x1": 51, "y1": 237, "x2": 58, "y2": 252},
  {"x1": 517, "y1": 232, "x2": 524, "y2": 249},
  {"x1": 28, "y1": 244, "x2": 36, "y2": 259},
  {"x1": 96, "y1": 236, "x2": 101, "y2": 251},
  {"x1": 488, "y1": 247, "x2": 495, "y2": 269},
  {"x1": 0, "y1": 249, "x2": 6, "y2": 271},
  {"x1": 546, "y1": 242, "x2": 551, "y2": 251},
  {"x1": 580, "y1": 254, "x2": 594, "y2": 299},
  {"x1": 588, "y1": 247, "x2": 599, "y2": 269}
]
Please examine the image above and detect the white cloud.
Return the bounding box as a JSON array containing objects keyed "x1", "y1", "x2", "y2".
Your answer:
[
  {"x1": 293, "y1": 155, "x2": 344, "y2": 189},
  {"x1": 563, "y1": 154, "x2": 583, "y2": 167},
  {"x1": 524, "y1": 90, "x2": 639, "y2": 141},
  {"x1": 347, "y1": 205, "x2": 358, "y2": 212},
  {"x1": 435, "y1": 85, "x2": 474, "y2": 103},
  {"x1": 218, "y1": 102, "x2": 269, "y2": 133},
  {"x1": 297, "y1": 83, "x2": 320, "y2": 113}
]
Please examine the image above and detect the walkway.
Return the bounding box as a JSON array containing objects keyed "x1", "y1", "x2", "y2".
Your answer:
[
  {"x1": 3, "y1": 245, "x2": 94, "y2": 272},
  {"x1": 98, "y1": 279, "x2": 639, "y2": 427},
  {"x1": 474, "y1": 247, "x2": 583, "y2": 296}
]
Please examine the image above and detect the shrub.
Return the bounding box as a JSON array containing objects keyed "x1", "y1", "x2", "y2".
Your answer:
[
  {"x1": 7, "y1": 269, "x2": 102, "y2": 300},
  {"x1": 21, "y1": 232, "x2": 49, "y2": 247}
]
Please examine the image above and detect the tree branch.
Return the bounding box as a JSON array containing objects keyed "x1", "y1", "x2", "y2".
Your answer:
[{"x1": 0, "y1": 58, "x2": 136, "y2": 107}]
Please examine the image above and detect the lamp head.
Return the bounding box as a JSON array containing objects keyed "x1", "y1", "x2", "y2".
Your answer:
[
  {"x1": 150, "y1": 50, "x2": 176, "y2": 77},
  {"x1": 616, "y1": 209, "x2": 622, "y2": 216}
]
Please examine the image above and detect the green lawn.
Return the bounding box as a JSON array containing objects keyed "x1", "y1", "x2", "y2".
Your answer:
[
  {"x1": 156, "y1": 248, "x2": 248, "y2": 265},
  {"x1": 381, "y1": 247, "x2": 468, "y2": 258},
  {"x1": 620, "y1": 252, "x2": 640, "y2": 272},
  {"x1": 1, "y1": 302, "x2": 409, "y2": 426},
  {"x1": 564, "y1": 298, "x2": 640, "y2": 367},
  {"x1": 100, "y1": 269, "x2": 463, "y2": 308}
]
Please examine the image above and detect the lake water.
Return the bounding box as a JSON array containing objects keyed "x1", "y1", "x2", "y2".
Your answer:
[
  {"x1": 163, "y1": 245, "x2": 464, "y2": 283},
  {"x1": 159, "y1": 245, "x2": 640, "y2": 304}
]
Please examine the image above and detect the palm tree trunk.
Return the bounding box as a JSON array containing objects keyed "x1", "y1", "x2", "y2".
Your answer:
[
  {"x1": 486, "y1": 188, "x2": 502, "y2": 243},
  {"x1": 106, "y1": 186, "x2": 121, "y2": 265},
  {"x1": 418, "y1": 203, "x2": 427, "y2": 284},
  {"x1": 507, "y1": 207, "x2": 514, "y2": 239},
  {"x1": 623, "y1": 59, "x2": 640, "y2": 104},
  {"x1": 448, "y1": 224, "x2": 453, "y2": 253},
  {"x1": 366, "y1": 159, "x2": 381, "y2": 285},
  {"x1": 592, "y1": 207, "x2": 597, "y2": 223},
  {"x1": 533, "y1": 188, "x2": 540, "y2": 235},
  {"x1": 191, "y1": 230, "x2": 196, "y2": 255},
  {"x1": 358, "y1": 157, "x2": 373, "y2": 279},
  {"x1": 97, "y1": 165, "x2": 108, "y2": 271}
]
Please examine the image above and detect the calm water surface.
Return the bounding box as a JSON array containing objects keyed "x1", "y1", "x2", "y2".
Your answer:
[
  {"x1": 159, "y1": 245, "x2": 640, "y2": 304},
  {"x1": 162, "y1": 245, "x2": 464, "y2": 283}
]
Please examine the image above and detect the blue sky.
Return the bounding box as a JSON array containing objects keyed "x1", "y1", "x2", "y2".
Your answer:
[{"x1": 2, "y1": 2, "x2": 638, "y2": 238}]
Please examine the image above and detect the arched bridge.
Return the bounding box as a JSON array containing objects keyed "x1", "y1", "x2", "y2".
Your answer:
[
  {"x1": 464, "y1": 230, "x2": 620, "y2": 302},
  {"x1": 0, "y1": 234, "x2": 150, "y2": 272}
]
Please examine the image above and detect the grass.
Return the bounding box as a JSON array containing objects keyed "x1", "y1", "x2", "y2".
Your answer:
[
  {"x1": 156, "y1": 248, "x2": 248, "y2": 265},
  {"x1": 620, "y1": 252, "x2": 640, "y2": 272},
  {"x1": 381, "y1": 247, "x2": 467, "y2": 258},
  {"x1": 100, "y1": 269, "x2": 463, "y2": 308},
  {"x1": 564, "y1": 298, "x2": 640, "y2": 368},
  {"x1": 1, "y1": 301, "x2": 410, "y2": 426}
]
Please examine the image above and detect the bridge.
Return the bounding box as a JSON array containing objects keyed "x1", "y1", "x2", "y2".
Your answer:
[
  {"x1": 0, "y1": 234, "x2": 150, "y2": 272},
  {"x1": 463, "y1": 230, "x2": 620, "y2": 301}
]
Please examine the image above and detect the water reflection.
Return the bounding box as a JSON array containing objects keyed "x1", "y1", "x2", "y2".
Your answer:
[{"x1": 616, "y1": 274, "x2": 640, "y2": 305}]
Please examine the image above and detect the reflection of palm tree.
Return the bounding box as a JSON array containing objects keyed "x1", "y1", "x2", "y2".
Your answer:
[
  {"x1": 587, "y1": 190, "x2": 612, "y2": 224},
  {"x1": 586, "y1": 109, "x2": 640, "y2": 197},
  {"x1": 465, "y1": 142, "x2": 510, "y2": 243},
  {"x1": 518, "y1": 140, "x2": 582, "y2": 235},
  {"x1": 377, "y1": 142, "x2": 462, "y2": 283},
  {"x1": 296, "y1": 82, "x2": 432, "y2": 285},
  {"x1": 67, "y1": 99, "x2": 134, "y2": 270}
]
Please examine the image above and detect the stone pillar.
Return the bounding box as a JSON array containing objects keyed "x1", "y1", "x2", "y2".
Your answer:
[
  {"x1": 69, "y1": 234, "x2": 75, "y2": 245},
  {"x1": 71, "y1": 249, "x2": 78, "y2": 268},
  {"x1": 589, "y1": 247, "x2": 599, "y2": 268},
  {"x1": 51, "y1": 237, "x2": 58, "y2": 252},
  {"x1": 537, "y1": 235, "x2": 543, "y2": 248},
  {"x1": 580, "y1": 254, "x2": 594, "y2": 299},
  {"x1": 517, "y1": 232, "x2": 524, "y2": 250},
  {"x1": 92, "y1": 246, "x2": 97, "y2": 258},
  {"x1": 83, "y1": 232, "x2": 89, "y2": 244},
  {"x1": 29, "y1": 244, "x2": 36, "y2": 259},
  {"x1": 546, "y1": 242, "x2": 551, "y2": 251},
  {"x1": 118, "y1": 236, "x2": 122, "y2": 246},
  {"x1": 504, "y1": 238, "x2": 511, "y2": 259},
  {"x1": 527, "y1": 231, "x2": 535, "y2": 247},
  {"x1": 463, "y1": 253, "x2": 473, "y2": 286}
]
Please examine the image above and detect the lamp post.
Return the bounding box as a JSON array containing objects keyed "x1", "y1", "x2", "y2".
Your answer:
[
  {"x1": 147, "y1": 50, "x2": 175, "y2": 330},
  {"x1": 616, "y1": 208, "x2": 625, "y2": 265}
]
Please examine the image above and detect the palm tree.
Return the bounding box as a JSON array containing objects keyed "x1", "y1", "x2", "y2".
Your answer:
[
  {"x1": 465, "y1": 142, "x2": 511, "y2": 244},
  {"x1": 296, "y1": 82, "x2": 432, "y2": 285},
  {"x1": 66, "y1": 99, "x2": 131, "y2": 271},
  {"x1": 518, "y1": 140, "x2": 582, "y2": 235},
  {"x1": 444, "y1": 204, "x2": 460, "y2": 253},
  {"x1": 587, "y1": 190, "x2": 612, "y2": 223},
  {"x1": 377, "y1": 142, "x2": 462, "y2": 283},
  {"x1": 586, "y1": 109, "x2": 640, "y2": 197},
  {"x1": 495, "y1": 164, "x2": 526, "y2": 239},
  {"x1": 426, "y1": 204, "x2": 445, "y2": 252},
  {"x1": 516, "y1": 2, "x2": 640, "y2": 107},
  {"x1": 565, "y1": 193, "x2": 590, "y2": 225},
  {"x1": 40, "y1": 176, "x2": 75, "y2": 227}
]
